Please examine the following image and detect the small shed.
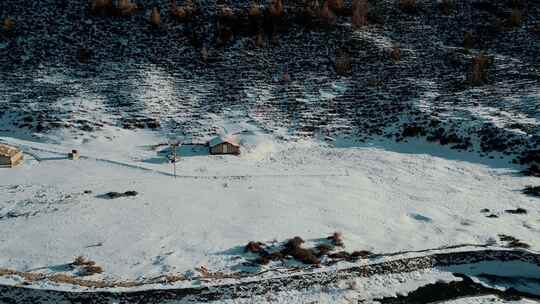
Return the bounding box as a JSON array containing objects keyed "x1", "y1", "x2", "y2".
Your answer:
[
  {"x1": 208, "y1": 136, "x2": 240, "y2": 155},
  {"x1": 68, "y1": 149, "x2": 80, "y2": 160},
  {"x1": 0, "y1": 144, "x2": 23, "y2": 168}
]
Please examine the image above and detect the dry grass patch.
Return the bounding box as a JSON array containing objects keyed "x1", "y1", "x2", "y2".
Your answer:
[{"x1": 195, "y1": 266, "x2": 241, "y2": 280}]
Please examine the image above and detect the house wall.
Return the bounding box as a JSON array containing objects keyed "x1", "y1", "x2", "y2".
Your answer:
[
  {"x1": 0, "y1": 156, "x2": 10, "y2": 166},
  {"x1": 210, "y1": 143, "x2": 239, "y2": 155},
  {"x1": 0, "y1": 152, "x2": 23, "y2": 167}
]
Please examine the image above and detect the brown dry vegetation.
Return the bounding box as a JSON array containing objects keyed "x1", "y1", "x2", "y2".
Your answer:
[
  {"x1": 195, "y1": 266, "x2": 241, "y2": 280},
  {"x1": 509, "y1": 8, "x2": 522, "y2": 27},
  {"x1": 0, "y1": 267, "x2": 186, "y2": 288},
  {"x1": 118, "y1": 0, "x2": 138, "y2": 15},
  {"x1": 216, "y1": 6, "x2": 236, "y2": 45},
  {"x1": 469, "y1": 53, "x2": 490, "y2": 85},
  {"x1": 464, "y1": 31, "x2": 474, "y2": 49},
  {"x1": 268, "y1": 0, "x2": 285, "y2": 19},
  {"x1": 90, "y1": 0, "x2": 114, "y2": 15},
  {"x1": 201, "y1": 46, "x2": 209, "y2": 63},
  {"x1": 335, "y1": 50, "x2": 352, "y2": 75},
  {"x1": 150, "y1": 7, "x2": 161, "y2": 27},
  {"x1": 254, "y1": 31, "x2": 266, "y2": 47},
  {"x1": 440, "y1": 0, "x2": 455, "y2": 15},
  {"x1": 170, "y1": 0, "x2": 197, "y2": 22},
  {"x1": 399, "y1": 0, "x2": 417, "y2": 13},
  {"x1": 390, "y1": 45, "x2": 401, "y2": 62},
  {"x1": 328, "y1": 232, "x2": 344, "y2": 247},
  {"x1": 328, "y1": 0, "x2": 344, "y2": 14},
  {"x1": 352, "y1": 0, "x2": 368, "y2": 29},
  {"x1": 73, "y1": 256, "x2": 96, "y2": 266},
  {"x1": 2, "y1": 17, "x2": 15, "y2": 32},
  {"x1": 320, "y1": 1, "x2": 337, "y2": 25}
]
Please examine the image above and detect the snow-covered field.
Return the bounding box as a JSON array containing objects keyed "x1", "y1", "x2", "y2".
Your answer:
[{"x1": 0, "y1": 125, "x2": 538, "y2": 301}]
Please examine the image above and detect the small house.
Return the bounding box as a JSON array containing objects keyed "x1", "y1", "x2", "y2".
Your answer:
[
  {"x1": 68, "y1": 149, "x2": 80, "y2": 160},
  {"x1": 0, "y1": 144, "x2": 23, "y2": 168},
  {"x1": 208, "y1": 136, "x2": 240, "y2": 155}
]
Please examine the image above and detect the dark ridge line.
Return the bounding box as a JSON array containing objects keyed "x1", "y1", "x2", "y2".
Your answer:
[{"x1": 374, "y1": 273, "x2": 540, "y2": 304}]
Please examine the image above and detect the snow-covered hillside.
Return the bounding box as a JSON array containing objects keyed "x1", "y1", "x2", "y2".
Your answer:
[{"x1": 0, "y1": 0, "x2": 539, "y2": 302}]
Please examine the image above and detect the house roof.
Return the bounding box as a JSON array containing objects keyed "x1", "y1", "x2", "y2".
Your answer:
[
  {"x1": 0, "y1": 144, "x2": 21, "y2": 158},
  {"x1": 208, "y1": 136, "x2": 240, "y2": 148}
]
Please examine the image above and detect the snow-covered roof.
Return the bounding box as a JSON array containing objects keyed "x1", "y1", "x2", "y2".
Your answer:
[
  {"x1": 0, "y1": 144, "x2": 21, "y2": 157},
  {"x1": 208, "y1": 136, "x2": 239, "y2": 148}
]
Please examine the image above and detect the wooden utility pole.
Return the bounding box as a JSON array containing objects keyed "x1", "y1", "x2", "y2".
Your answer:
[{"x1": 169, "y1": 140, "x2": 181, "y2": 179}]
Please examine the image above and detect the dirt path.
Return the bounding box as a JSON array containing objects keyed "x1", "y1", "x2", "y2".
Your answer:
[{"x1": 1, "y1": 249, "x2": 538, "y2": 304}]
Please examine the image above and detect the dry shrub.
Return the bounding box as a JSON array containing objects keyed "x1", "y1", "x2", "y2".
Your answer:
[
  {"x1": 249, "y1": 2, "x2": 263, "y2": 19},
  {"x1": 463, "y1": 31, "x2": 474, "y2": 49},
  {"x1": 201, "y1": 46, "x2": 209, "y2": 63},
  {"x1": 305, "y1": 0, "x2": 321, "y2": 19},
  {"x1": 72, "y1": 256, "x2": 103, "y2": 276},
  {"x1": 271, "y1": 33, "x2": 280, "y2": 46},
  {"x1": 245, "y1": 241, "x2": 264, "y2": 253},
  {"x1": 399, "y1": 0, "x2": 417, "y2": 13},
  {"x1": 335, "y1": 49, "x2": 352, "y2": 75},
  {"x1": 171, "y1": 0, "x2": 197, "y2": 22},
  {"x1": 2, "y1": 17, "x2": 15, "y2": 32},
  {"x1": 469, "y1": 53, "x2": 490, "y2": 85},
  {"x1": 440, "y1": 0, "x2": 454, "y2": 15},
  {"x1": 73, "y1": 256, "x2": 95, "y2": 266},
  {"x1": 390, "y1": 45, "x2": 401, "y2": 62},
  {"x1": 352, "y1": 0, "x2": 368, "y2": 29},
  {"x1": 268, "y1": 0, "x2": 284, "y2": 19},
  {"x1": 509, "y1": 8, "x2": 521, "y2": 27},
  {"x1": 150, "y1": 7, "x2": 161, "y2": 27},
  {"x1": 316, "y1": 244, "x2": 334, "y2": 256},
  {"x1": 248, "y1": 2, "x2": 263, "y2": 34},
  {"x1": 281, "y1": 237, "x2": 320, "y2": 264},
  {"x1": 217, "y1": 5, "x2": 236, "y2": 45},
  {"x1": 327, "y1": 232, "x2": 344, "y2": 246},
  {"x1": 78, "y1": 265, "x2": 104, "y2": 276},
  {"x1": 254, "y1": 31, "x2": 266, "y2": 47},
  {"x1": 320, "y1": 1, "x2": 337, "y2": 25},
  {"x1": 328, "y1": 0, "x2": 344, "y2": 14},
  {"x1": 77, "y1": 48, "x2": 92, "y2": 64},
  {"x1": 118, "y1": 0, "x2": 138, "y2": 15},
  {"x1": 90, "y1": 0, "x2": 114, "y2": 15}
]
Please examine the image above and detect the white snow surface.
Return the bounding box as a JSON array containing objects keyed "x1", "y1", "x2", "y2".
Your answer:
[{"x1": 0, "y1": 127, "x2": 539, "y2": 295}]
